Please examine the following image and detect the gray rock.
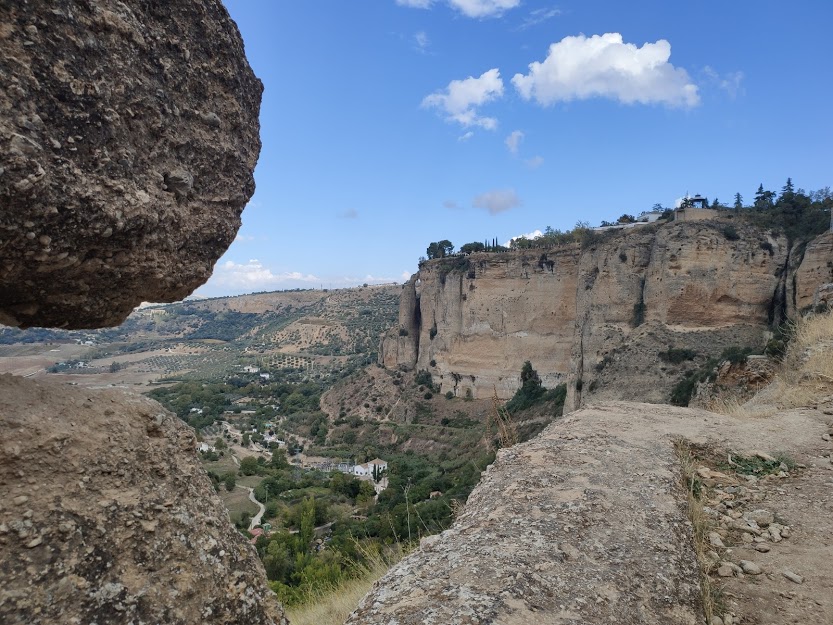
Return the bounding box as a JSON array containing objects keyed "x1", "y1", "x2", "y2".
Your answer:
[
  {"x1": 709, "y1": 531, "x2": 726, "y2": 548},
  {"x1": 744, "y1": 509, "x2": 774, "y2": 527},
  {"x1": 739, "y1": 560, "x2": 762, "y2": 575},
  {"x1": 0, "y1": 0, "x2": 263, "y2": 329},
  {"x1": 783, "y1": 570, "x2": 804, "y2": 584}
]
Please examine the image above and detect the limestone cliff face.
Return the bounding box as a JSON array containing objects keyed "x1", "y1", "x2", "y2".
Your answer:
[
  {"x1": 0, "y1": 0, "x2": 262, "y2": 328},
  {"x1": 381, "y1": 222, "x2": 831, "y2": 409},
  {"x1": 792, "y1": 231, "x2": 833, "y2": 313}
]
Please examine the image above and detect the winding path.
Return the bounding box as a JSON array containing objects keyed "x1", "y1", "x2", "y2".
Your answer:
[{"x1": 236, "y1": 485, "x2": 265, "y2": 531}]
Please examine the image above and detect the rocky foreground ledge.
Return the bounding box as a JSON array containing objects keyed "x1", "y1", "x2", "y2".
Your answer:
[
  {"x1": 0, "y1": 374, "x2": 286, "y2": 625},
  {"x1": 347, "y1": 402, "x2": 832, "y2": 625}
]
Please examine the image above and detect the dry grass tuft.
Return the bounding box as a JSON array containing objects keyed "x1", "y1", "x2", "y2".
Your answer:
[
  {"x1": 487, "y1": 386, "x2": 518, "y2": 449},
  {"x1": 285, "y1": 544, "x2": 403, "y2": 625},
  {"x1": 673, "y1": 439, "x2": 724, "y2": 624},
  {"x1": 774, "y1": 311, "x2": 833, "y2": 408}
]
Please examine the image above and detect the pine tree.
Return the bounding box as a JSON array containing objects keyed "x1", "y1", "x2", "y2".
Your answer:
[{"x1": 733, "y1": 193, "x2": 743, "y2": 209}]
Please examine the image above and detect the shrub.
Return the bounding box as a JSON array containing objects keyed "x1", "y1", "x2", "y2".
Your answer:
[
  {"x1": 722, "y1": 225, "x2": 739, "y2": 241},
  {"x1": 429, "y1": 324, "x2": 438, "y2": 340},
  {"x1": 658, "y1": 348, "x2": 697, "y2": 364},
  {"x1": 414, "y1": 370, "x2": 433, "y2": 387},
  {"x1": 759, "y1": 240, "x2": 774, "y2": 255},
  {"x1": 445, "y1": 391, "x2": 454, "y2": 400},
  {"x1": 423, "y1": 392, "x2": 433, "y2": 400},
  {"x1": 429, "y1": 359, "x2": 436, "y2": 367},
  {"x1": 619, "y1": 252, "x2": 627, "y2": 263},
  {"x1": 721, "y1": 345, "x2": 752, "y2": 365},
  {"x1": 398, "y1": 328, "x2": 409, "y2": 337}
]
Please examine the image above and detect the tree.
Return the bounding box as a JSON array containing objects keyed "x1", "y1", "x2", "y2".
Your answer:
[
  {"x1": 459, "y1": 241, "x2": 486, "y2": 254},
  {"x1": 426, "y1": 240, "x2": 454, "y2": 259},
  {"x1": 754, "y1": 184, "x2": 775, "y2": 209},
  {"x1": 242, "y1": 432, "x2": 250, "y2": 447},
  {"x1": 240, "y1": 456, "x2": 259, "y2": 476},
  {"x1": 109, "y1": 361, "x2": 122, "y2": 373},
  {"x1": 299, "y1": 496, "x2": 316, "y2": 551},
  {"x1": 733, "y1": 193, "x2": 743, "y2": 209},
  {"x1": 781, "y1": 177, "x2": 795, "y2": 197},
  {"x1": 652, "y1": 203, "x2": 664, "y2": 212},
  {"x1": 711, "y1": 198, "x2": 720, "y2": 208},
  {"x1": 617, "y1": 214, "x2": 636, "y2": 224},
  {"x1": 223, "y1": 472, "x2": 236, "y2": 491}
]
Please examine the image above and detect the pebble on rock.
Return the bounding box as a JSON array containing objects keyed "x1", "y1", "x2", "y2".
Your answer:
[
  {"x1": 739, "y1": 560, "x2": 762, "y2": 575},
  {"x1": 783, "y1": 570, "x2": 804, "y2": 584}
]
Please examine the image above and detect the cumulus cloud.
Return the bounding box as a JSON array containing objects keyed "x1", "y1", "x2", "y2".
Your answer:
[
  {"x1": 504, "y1": 229, "x2": 543, "y2": 247},
  {"x1": 525, "y1": 155, "x2": 544, "y2": 169},
  {"x1": 702, "y1": 66, "x2": 744, "y2": 99},
  {"x1": 512, "y1": 33, "x2": 700, "y2": 108},
  {"x1": 458, "y1": 131, "x2": 475, "y2": 141},
  {"x1": 472, "y1": 188, "x2": 521, "y2": 215},
  {"x1": 211, "y1": 260, "x2": 319, "y2": 290},
  {"x1": 505, "y1": 130, "x2": 524, "y2": 155},
  {"x1": 339, "y1": 208, "x2": 359, "y2": 219},
  {"x1": 397, "y1": 0, "x2": 520, "y2": 18},
  {"x1": 422, "y1": 69, "x2": 504, "y2": 129}
]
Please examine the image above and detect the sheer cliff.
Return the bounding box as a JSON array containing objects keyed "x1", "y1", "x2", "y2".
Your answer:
[{"x1": 380, "y1": 222, "x2": 833, "y2": 411}]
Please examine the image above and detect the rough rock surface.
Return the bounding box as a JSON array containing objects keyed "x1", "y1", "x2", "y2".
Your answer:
[
  {"x1": 0, "y1": 0, "x2": 263, "y2": 328},
  {"x1": 347, "y1": 401, "x2": 831, "y2": 625},
  {"x1": 0, "y1": 374, "x2": 287, "y2": 625},
  {"x1": 380, "y1": 222, "x2": 831, "y2": 409}
]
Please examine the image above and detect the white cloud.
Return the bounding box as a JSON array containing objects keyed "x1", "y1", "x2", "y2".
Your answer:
[
  {"x1": 458, "y1": 131, "x2": 475, "y2": 141},
  {"x1": 512, "y1": 33, "x2": 700, "y2": 108},
  {"x1": 702, "y1": 66, "x2": 744, "y2": 99},
  {"x1": 518, "y1": 6, "x2": 562, "y2": 29},
  {"x1": 422, "y1": 69, "x2": 504, "y2": 129},
  {"x1": 339, "y1": 208, "x2": 359, "y2": 219},
  {"x1": 504, "y1": 229, "x2": 543, "y2": 247},
  {"x1": 234, "y1": 233, "x2": 255, "y2": 242},
  {"x1": 414, "y1": 31, "x2": 430, "y2": 52},
  {"x1": 211, "y1": 259, "x2": 319, "y2": 290},
  {"x1": 397, "y1": 0, "x2": 519, "y2": 18},
  {"x1": 525, "y1": 155, "x2": 544, "y2": 169},
  {"x1": 472, "y1": 188, "x2": 521, "y2": 215},
  {"x1": 505, "y1": 130, "x2": 524, "y2": 155}
]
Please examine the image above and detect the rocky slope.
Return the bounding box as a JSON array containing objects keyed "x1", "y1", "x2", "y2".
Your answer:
[
  {"x1": 0, "y1": 0, "x2": 262, "y2": 328},
  {"x1": 380, "y1": 223, "x2": 833, "y2": 410},
  {"x1": 347, "y1": 401, "x2": 833, "y2": 625},
  {"x1": 0, "y1": 374, "x2": 287, "y2": 625}
]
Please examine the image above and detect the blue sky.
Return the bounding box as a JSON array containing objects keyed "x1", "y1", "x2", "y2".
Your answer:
[{"x1": 198, "y1": 0, "x2": 833, "y2": 296}]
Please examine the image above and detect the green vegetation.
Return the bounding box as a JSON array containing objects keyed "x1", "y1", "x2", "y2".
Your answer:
[
  {"x1": 720, "y1": 452, "x2": 795, "y2": 476},
  {"x1": 505, "y1": 361, "x2": 567, "y2": 416},
  {"x1": 737, "y1": 180, "x2": 831, "y2": 243},
  {"x1": 670, "y1": 346, "x2": 756, "y2": 406}
]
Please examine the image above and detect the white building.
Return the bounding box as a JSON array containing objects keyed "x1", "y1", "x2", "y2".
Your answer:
[{"x1": 354, "y1": 458, "x2": 388, "y2": 477}]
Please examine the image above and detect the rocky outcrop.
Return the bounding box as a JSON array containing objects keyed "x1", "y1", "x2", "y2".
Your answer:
[
  {"x1": 0, "y1": 0, "x2": 263, "y2": 328},
  {"x1": 378, "y1": 277, "x2": 420, "y2": 369},
  {"x1": 0, "y1": 374, "x2": 287, "y2": 625},
  {"x1": 348, "y1": 401, "x2": 833, "y2": 625},
  {"x1": 793, "y1": 232, "x2": 833, "y2": 313},
  {"x1": 381, "y1": 222, "x2": 831, "y2": 409}
]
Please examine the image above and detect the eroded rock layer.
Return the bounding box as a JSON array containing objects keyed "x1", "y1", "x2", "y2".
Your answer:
[
  {"x1": 380, "y1": 223, "x2": 831, "y2": 409},
  {"x1": 0, "y1": 0, "x2": 263, "y2": 328},
  {"x1": 0, "y1": 374, "x2": 287, "y2": 625}
]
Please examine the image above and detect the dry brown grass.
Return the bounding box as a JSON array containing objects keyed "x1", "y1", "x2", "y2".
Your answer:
[
  {"x1": 774, "y1": 311, "x2": 833, "y2": 409},
  {"x1": 285, "y1": 545, "x2": 403, "y2": 625},
  {"x1": 707, "y1": 311, "x2": 833, "y2": 416},
  {"x1": 673, "y1": 439, "x2": 724, "y2": 625}
]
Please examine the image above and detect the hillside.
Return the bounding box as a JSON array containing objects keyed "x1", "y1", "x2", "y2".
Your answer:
[
  {"x1": 0, "y1": 284, "x2": 400, "y2": 386},
  {"x1": 349, "y1": 307, "x2": 833, "y2": 624}
]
